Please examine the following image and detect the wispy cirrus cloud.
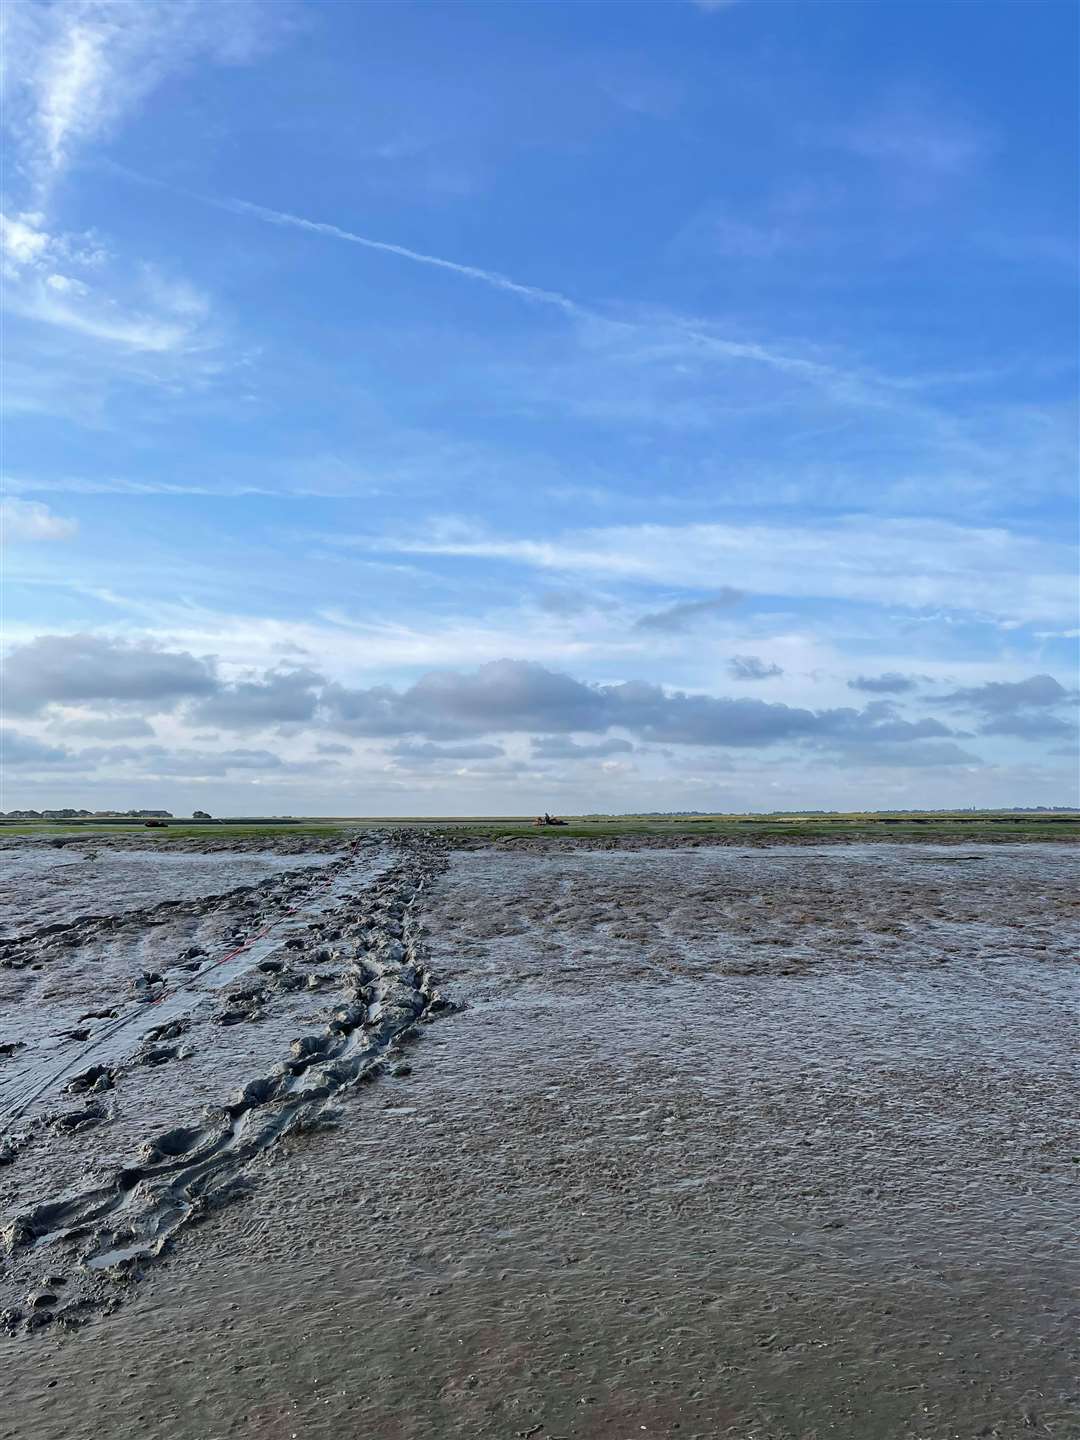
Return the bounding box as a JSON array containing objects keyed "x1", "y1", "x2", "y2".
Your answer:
[
  {"x1": 835, "y1": 91, "x2": 987, "y2": 178},
  {"x1": 350, "y1": 515, "x2": 1075, "y2": 624},
  {"x1": 2, "y1": 209, "x2": 215, "y2": 355},
  {"x1": 635, "y1": 590, "x2": 743, "y2": 632},
  {"x1": 1, "y1": 0, "x2": 279, "y2": 191},
  {"x1": 0, "y1": 4, "x2": 270, "y2": 404}
]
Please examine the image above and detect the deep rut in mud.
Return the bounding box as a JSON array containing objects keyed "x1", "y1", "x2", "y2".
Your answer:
[{"x1": 0, "y1": 834, "x2": 454, "y2": 1336}]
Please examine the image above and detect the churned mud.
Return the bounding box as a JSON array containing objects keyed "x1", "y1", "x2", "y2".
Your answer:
[
  {"x1": 0, "y1": 842, "x2": 340, "y2": 940},
  {"x1": 1, "y1": 831, "x2": 453, "y2": 1332},
  {"x1": 2, "y1": 840, "x2": 1078, "y2": 1440}
]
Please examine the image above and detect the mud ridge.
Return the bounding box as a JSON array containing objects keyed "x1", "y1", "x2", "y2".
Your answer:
[{"x1": 1, "y1": 833, "x2": 455, "y2": 1335}]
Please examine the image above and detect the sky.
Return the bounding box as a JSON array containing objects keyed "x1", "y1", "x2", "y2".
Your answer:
[{"x1": 1, "y1": 0, "x2": 1077, "y2": 817}]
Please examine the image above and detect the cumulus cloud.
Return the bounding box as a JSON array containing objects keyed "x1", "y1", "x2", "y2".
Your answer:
[
  {"x1": 979, "y1": 713, "x2": 1077, "y2": 741},
  {"x1": 1, "y1": 728, "x2": 83, "y2": 769},
  {"x1": 2, "y1": 639, "x2": 982, "y2": 770},
  {"x1": 188, "y1": 667, "x2": 324, "y2": 730},
  {"x1": 531, "y1": 736, "x2": 634, "y2": 760},
  {"x1": 0, "y1": 496, "x2": 77, "y2": 542},
  {"x1": 727, "y1": 654, "x2": 783, "y2": 681},
  {"x1": 412, "y1": 661, "x2": 609, "y2": 734},
  {"x1": 318, "y1": 681, "x2": 436, "y2": 739},
  {"x1": 323, "y1": 664, "x2": 963, "y2": 757},
  {"x1": 931, "y1": 673, "x2": 1075, "y2": 742},
  {"x1": 118, "y1": 746, "x2": 287, "y2": 776},
  {"x1": 606, "y1": 685, "x2": 961, "y2": 753},
  {"x1": 50, "y1": 714, "x2": 156, "y2": 739},
  {"x1": 390, "y1": 741, "x2": 506, "y2": 765},
  {"x1": 824, "y1": 740, "x2": 981, "y2": 768},
  {"x1": 0, "y1": 730, "x2": 307, "y2": 778},
  {"x1": 934, "y1": 674, "x2": 1068, "y2": 714},
  {"x1": 2, "y1": 634, "x2": 217, "y2": 715},
  {"x1": 324, "y1": 661, "x2": 610, "y2": 740},
  {"x1": 634, "y1": 589, "x2": 743, "y2": 633},
  {"x1": 848, "y1": 673, "x2": 918, "y2": 694}
]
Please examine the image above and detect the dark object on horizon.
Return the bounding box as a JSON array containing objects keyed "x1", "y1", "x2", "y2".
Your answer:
[
  {"x1": 192, "y1": 810, "x2": 213, "y2": 821},
  {"x1": 533, "y1": 812, "x2": 568, "y2": 827},
  {"x1": 144, "y1": 819, "x2": 169, "y2": 828}
]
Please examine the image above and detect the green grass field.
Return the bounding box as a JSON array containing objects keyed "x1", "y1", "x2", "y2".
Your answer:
[{"x1": 2, "y1": 811, "x2": 1076, "y2": 844}]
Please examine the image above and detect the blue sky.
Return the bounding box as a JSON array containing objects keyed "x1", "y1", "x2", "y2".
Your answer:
[{"x1": 2, "y1": 0, "x2": 1077, "y2": 815}]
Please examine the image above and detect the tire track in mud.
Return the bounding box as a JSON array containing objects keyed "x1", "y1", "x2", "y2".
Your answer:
[{"x1": 1, "y1": 834, "x2": 455, "y2": 1336}]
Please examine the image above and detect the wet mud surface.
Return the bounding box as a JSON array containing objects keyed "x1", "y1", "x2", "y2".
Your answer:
[
  {"x1": 2, "y1": 842, "x2": 1078, "y2": 1439},
  {"x1": 1, "y1": 832, "x2": 453, "y2": 1328},
  {"x1": 0, "y1": 845, "x2": 340, "y2": 940}
]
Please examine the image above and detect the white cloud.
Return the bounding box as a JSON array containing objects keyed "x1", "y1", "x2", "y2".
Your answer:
[
  {"x1": 1, "y1": 209, "x2": 212, "y2": 354},
  {"x1": 44, "y1": 272, "x2": 89, "y2": 294},
  {"x1": 2, "y1": 0, "x2": 278, "y2": 190},
  {"x1": 844, "y1": 112, "x2": 983, "y2": 176},
  {"x1": 1, "y1": 212, "x2": 109, "y2": 289},
  {"x1": 0, "y1": 497, "x2": 78, "y2": 543},
  {"x1": 0, "y1": 211, "x2": 51, "y2": 270},
  {"x1": 828, "y1": 90, "x2": 989, "y2": 185},
  {"x1": 7, "y1": 275, "x2": 208, "y2": 351},
  {"x1": 352, "y1": 515, "x2": 1076, "y2": 625}
]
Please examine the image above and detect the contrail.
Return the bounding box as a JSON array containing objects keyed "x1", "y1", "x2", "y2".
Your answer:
[
  {"x1": 104, "y1": 159, "x2": 586, "y2": 318},
  {"x1": 226, "y1": 200, "x2": 838, "y2": 383},
  {"x1": 223, "y1": 197, "x2": 587, "y2": 320},
  {"x1": 105, "y1": 161, "x2": 849, "y2": 388},
  {"x1": 219, "y1": 194, "x2": 840, "y2": 383}
]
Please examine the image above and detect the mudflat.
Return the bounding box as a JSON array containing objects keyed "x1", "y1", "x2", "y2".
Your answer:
[{"x1": 1, "y1": 835, "x2": 1077, "y2": 1439}]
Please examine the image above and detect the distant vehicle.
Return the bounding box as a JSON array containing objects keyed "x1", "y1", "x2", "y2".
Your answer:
[
  {"x1": 533, "y1": 812, "x2": 568, "y2": 826},
  {"x1": 144, "y1": 819, "x2": 169, "y2": 828}
]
